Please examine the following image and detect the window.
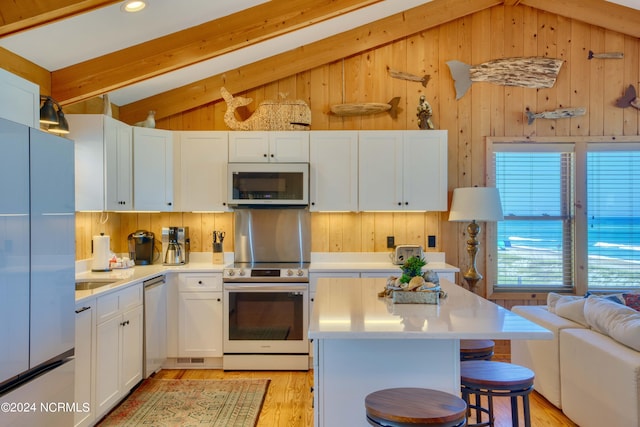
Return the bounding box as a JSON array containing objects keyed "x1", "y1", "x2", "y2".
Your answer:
[
  {"x1": 493, "y1": 145, "x2": 574, "y2": 288},
  {"x1": 488, "y1": 139, "x2": 640, "y2": 293},
  {"x1": 586, "y1": 147, "x2": 640, "y2": 287}
]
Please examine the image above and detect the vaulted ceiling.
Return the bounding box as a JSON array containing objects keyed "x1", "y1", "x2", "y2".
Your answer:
[{"x1": 1, "y1": 0, "x2": 639, "y2": 124}]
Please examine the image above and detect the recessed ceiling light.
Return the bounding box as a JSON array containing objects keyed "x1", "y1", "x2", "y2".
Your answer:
[{"x1": 121, "y1": 0, "x2": 147, "y2": 13}]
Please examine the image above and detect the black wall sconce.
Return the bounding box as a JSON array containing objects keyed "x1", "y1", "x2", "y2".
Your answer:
[{"x1": 39, "y1": 95, "x2": 69, "y2": 135}]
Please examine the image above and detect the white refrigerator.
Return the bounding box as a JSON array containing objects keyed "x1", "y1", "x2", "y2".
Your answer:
[{"x1": 0, "y1": 118, "x2": 75, "y2": 427}]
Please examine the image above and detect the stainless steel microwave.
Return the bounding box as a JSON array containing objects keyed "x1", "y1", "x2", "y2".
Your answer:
[{"x1": 228, "y1": 163, "x2": 308, "y2": 205}]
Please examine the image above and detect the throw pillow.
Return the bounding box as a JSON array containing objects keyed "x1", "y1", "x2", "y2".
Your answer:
[
  {"x1": 547, "y1": 292, "x2": 562, "y2": 313},
  {"x1": 554, "y1": 297, "x2": 588, "y2": 326},
  {"x1": 623, "y1": 293, "x2": 640, "y2": 311},
  {"x1": 584, "y1": 296, "x2": 640, "y2": 352}
]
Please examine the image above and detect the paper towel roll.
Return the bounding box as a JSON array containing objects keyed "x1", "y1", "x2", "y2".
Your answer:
[{"x1": 92, "y1": 234, "x2": 111, "y2": 271}]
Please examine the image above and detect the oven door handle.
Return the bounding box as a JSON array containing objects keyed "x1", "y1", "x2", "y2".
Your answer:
[{"x1": 223, "y1": 283, "x2": 308, "y2": 292}]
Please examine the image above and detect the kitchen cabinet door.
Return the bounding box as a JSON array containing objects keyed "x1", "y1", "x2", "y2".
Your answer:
[
  {"x1": 104, "y1": 117, "x2": 133, "y2": 210},
  {"x1": 178, "y1": 131, "x2": 230, "y2": 212},
  {"x1": 95, "y1": 314, "x2": 121, "y2": 417},
  {"x1": 121, "y1": 304, "x2": 143, "y2": 391},
  {"x1": 94, "y1": 284, "x2": 143, "y2": 419},
  {"x1": 178, "y1": 292, "x2": 223, "y2": 357},
  {"x1": 228, "y1": 132, "x2": 270, "y2": 162},
  {"x1": 0, "y1": 68, "x2": 39, "y2": 128},
  {"x1": 67, "y1": 114, "x2": 133, "y2": 211},
  {"x1": 75, "y1": 302, "x2": 95, "y2": 427},
  {"x1": 402, "y1": 131, "x2": 447, "y2": 211},
  {"x1": 133, "y1": 127, "x2": 175, "y2": 211},
  {"x1": 358, "y1": 130, "x2": 447, "y2": 211},
  {"x1": 270, "y1": 131, "x2": 309, "y2": 162},
  {"x1": 228, "y1": 131, "x2": 309, "y2": 162},
  {"x1": 358, "y1": 131, "x2": 403, "y2": 211},
  {"x1": 310, "y1": 131, "x2": 358, "y2": 211}
]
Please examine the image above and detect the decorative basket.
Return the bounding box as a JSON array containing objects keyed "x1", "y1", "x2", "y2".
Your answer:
[{"x1": 391, "y1": 286, "x2": 441, "y2": 304}]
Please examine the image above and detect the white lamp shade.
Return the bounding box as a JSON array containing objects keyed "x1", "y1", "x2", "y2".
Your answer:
[{"x1": 448, "y1": 187, "x2": 504, "y2": 222}]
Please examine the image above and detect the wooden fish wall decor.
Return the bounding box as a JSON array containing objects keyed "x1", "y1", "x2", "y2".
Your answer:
[
  {"x1": 220, "y1": 87, "x2": 311, "y2": 131},
  {"x1": 588, "y1": 50, "x2": 624, "y2": 60},
  {"x1": 525, "y1": 107, "x2": 586, "y2": 125},
  {"x1": 330, "y1": 97, "x2": 401, "y2": 119},
  {"x1": 387, "y1": 66, "x2": 430, "y2": 87},
  {"x1": 615, "y1": 85, "x2": 640, "y2": 110},
  {"x1": 447, "y1": 57, "x2": 564, "y2": 100}
]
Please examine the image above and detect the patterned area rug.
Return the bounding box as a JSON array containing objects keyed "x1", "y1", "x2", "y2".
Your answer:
[{"x1": 98, "y1": 378, "x2": 270, "y2": 427}]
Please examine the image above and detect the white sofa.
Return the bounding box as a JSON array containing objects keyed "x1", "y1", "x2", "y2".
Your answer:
[{"x1": 512, "y1": 293, "x2": 640, "y2": 427}]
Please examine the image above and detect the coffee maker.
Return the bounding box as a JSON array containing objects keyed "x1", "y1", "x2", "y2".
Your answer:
[
  {"x1": 128, "y1": 230, "x2": 155, "y2": 265},
  {"x1": 162, "y1": 227, "x2": 189, "y2": 265}
]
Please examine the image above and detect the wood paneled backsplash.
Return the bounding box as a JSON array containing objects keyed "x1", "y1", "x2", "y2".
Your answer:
[
  {"x1": 75, "y1": 211, "x2": 443, "y2": 259},
  {"x1": 73, "y1": 5, "x2": 640, "y2": 303}
]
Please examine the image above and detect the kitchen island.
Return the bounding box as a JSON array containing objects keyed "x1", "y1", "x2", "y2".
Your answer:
[{"x1": 308, "y1": 277, "x2": 552, "y2": 427}]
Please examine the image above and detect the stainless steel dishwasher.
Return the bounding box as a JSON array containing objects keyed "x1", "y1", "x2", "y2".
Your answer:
[{"x1": 143, "y1": 275, "x2": 167, "y2": 378}]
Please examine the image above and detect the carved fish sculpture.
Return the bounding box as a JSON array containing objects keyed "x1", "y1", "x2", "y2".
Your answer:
[
  {"x1": 387, "y1": 66, "x2": 430, "y2": 87},
  {"x1": 220, "y1": 87, "x2": 311, "y2": 131},
  {"x1": 615, "y1": 85, "x2": 640, "y2": 110},
  {"x1": 525, "y1": 107, "x2": 586, "y2": 125},
  {"x1": 330, "y1": 97, "x2": 401, "y2": 118},
  {"x1": 447, "y1": 57, "x2": 564, "y2": 100}
]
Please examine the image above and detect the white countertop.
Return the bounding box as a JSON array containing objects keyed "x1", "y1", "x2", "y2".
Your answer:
[
  {"x1": 308, "y1": 277, "x2": 552, "y2": 340},
  {"x1": 74, "y1": 251, "x2": 459, "y2": 302},
  {"x1": 309, "y1": 251, "x2": 459, "y2": 273}
]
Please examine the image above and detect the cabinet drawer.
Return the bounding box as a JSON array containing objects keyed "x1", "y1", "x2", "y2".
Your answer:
[
  {"x1": 96, "y1": 284, "x2": 142, "y2": 323},
  {"x1": 179, "y1": 273, "x2": 222, "y2": 292}
]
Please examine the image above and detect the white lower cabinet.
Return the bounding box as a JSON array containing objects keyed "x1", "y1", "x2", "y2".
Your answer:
[
  {"x1": 74, "y1": 300, "x2": 95, "y2": 427},
  {"x1": 94, "y1": 283, "x2": 143, "y2": 420},
  {"x1": 178, "y1": 273, "x2": 223, "y2": 357}
]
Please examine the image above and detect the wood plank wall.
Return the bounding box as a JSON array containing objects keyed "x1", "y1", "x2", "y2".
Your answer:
[{"x1": 73, "y1": 5, "x2": 639, "y2": 323}]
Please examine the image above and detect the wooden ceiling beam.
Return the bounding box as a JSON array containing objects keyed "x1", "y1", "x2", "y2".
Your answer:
[
  {"x1": 519, "y1": 0, "x2": 640, "y2": 38},
  {"x1": 119, "y1": 0, "x2": 502, "y2": 123},
  {"x1": 0, "y1": 0, "x2": 120, "y2": 37},
  {"x1": 52, "y1": 0, "x2": 383, "y2": 105}
]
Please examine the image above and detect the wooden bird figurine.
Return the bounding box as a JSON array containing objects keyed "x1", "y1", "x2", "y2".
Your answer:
[{"x1": 134, "y1": 110, "x2": 156, "y2": 128}]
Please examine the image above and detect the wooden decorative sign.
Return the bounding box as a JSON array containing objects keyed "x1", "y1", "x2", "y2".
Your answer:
[
  {"x1": 525, "y1": 107, "x2": 586, "y2": 125},
  {"x1": 447, "y1": 57, "x2": 564, "y2": 99}
]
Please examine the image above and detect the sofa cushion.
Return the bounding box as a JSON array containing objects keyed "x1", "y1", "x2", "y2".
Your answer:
[
  {"x1": 547, "y1": 292, "x2": 582, "y2": 314},
  {"x1": 584, "y1": 296, "x2": 640, "y2": 351},
  {"x1": 554, "y1": 297, "x2": 588, "y2": 326}
]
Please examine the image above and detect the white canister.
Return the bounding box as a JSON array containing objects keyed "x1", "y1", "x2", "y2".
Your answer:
[{"x1": 91, "y1": 234, "x2": 111, "y2": 271}]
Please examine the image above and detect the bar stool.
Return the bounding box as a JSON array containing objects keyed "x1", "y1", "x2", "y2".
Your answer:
[
  {"x1": 460, "y1": 340, "x2": 495, "y2": 361},
  {"x1": 460, "y1": 361, "x2": 534, "y2": 427},
  {"x1": 365, "y1": 387, "x2": 467, "y2": 427}
]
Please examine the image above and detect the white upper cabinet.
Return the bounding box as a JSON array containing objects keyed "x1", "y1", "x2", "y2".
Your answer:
[
  {"x1": 0, "y1": 68, "x2": 39, "y2": 128},
  {"x1": 228, "y1": 131, "x2": 309, "y2": 162},
  {"x1": 310, "y1": 131, "x2": 358, "y2": 212},
  {"x1": 177, "y1": 131, "x2": 230, "y2": 212},
  {"x1": 67, "y1": 114, "x2": 133, "y2": 211},
  {"x1": 133, "y1": 127, "x2": 175, "y2": 211},
  {"x1": 358, "y1": 130, "x2": 447, "y2": 211}
]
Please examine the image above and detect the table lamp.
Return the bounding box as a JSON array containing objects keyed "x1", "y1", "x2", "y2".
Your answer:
[{"x1": 449, "y1": 187, "x2": 504, "y2": 292}]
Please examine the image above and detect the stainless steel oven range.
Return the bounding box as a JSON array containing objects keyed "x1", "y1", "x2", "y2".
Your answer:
[
  {"x1": 223, "y1": 207, "x2": 311, "y2": 371},
  {"x1": 223, "y1": 263, "x2": 309, "y2": 370}
]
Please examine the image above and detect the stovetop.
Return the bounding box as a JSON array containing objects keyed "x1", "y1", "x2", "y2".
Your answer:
[{"x1": 223, "y1": 262, "x2": 309, "y2": 282}]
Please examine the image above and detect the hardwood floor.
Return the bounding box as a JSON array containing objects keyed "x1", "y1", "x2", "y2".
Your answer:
[{"x1": 154, "y1": 368, "x2": 577, "y2": 426}]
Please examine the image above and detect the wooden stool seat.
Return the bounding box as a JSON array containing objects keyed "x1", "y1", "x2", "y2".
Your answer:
[
  {"x1": 460, "y1": 361, "x2": 534, "y2": 427},
  {"x1": 460, "y1": 340, "x2": 495, "y2": 361},
  {"x1": 365, "y1": 387, "x2": 467, "y2": 427}
]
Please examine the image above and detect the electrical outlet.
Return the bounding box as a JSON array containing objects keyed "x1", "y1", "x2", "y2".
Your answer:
[
  {"x1": 386, "y1": 236, "x2": 395, "y2": 248},
  {"x1": 428, "y1": 235, "x2": 436, "y2": 248}
]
